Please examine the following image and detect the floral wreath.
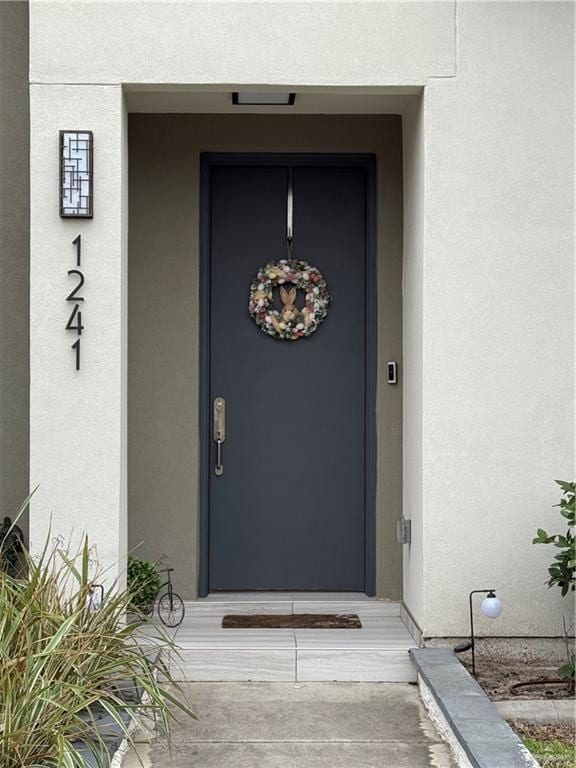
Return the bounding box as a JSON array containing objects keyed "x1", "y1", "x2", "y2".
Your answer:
[{"x1": 248, "y1": 259, "x2": 331, "y2": 340}]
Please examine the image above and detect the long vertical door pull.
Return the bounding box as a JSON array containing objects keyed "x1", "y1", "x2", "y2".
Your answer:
[{"x1": 213, "y1": 397, "x2": 226, "y2": 476}]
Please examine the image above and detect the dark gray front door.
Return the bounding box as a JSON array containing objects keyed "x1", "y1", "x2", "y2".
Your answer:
[{"x1": 204, "y1": 156, "x2": 374, "y2": 592}]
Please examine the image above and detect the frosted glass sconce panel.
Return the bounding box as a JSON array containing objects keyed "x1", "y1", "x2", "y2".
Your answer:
[{"x1": 60, "y1": 131, "x2": 93, "y2": 218}]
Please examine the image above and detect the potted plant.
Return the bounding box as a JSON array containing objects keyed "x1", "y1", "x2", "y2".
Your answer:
[{"x1": 127, "y1": 555, "x2": 162, "y2": 615}]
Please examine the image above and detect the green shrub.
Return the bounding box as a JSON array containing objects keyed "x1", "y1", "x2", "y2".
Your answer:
[
  {"x1": 127, "y1": 555, "x2": 162, "y2": 612},
  {"x1": 533, "y1": 480, "x2": 575, "y2": 692},
  {"x1": 0, "y1": 515, "x2": 195, "y2": 768},
  {"x1": 533, "y1": 480, "x2": 575, "y2": 596}
]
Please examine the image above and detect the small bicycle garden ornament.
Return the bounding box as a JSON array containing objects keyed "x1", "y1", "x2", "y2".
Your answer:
[{"x1": 248, "y1": 259, "x2": 330, "y2": 340}]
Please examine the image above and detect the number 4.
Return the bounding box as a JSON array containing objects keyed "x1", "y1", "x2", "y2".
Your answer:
[{"x1": 66, "y1": 304, "x2": 84, "y2": 335}]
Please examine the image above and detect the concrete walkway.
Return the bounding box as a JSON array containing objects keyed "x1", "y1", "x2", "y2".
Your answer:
[{"x1": 124, "y1": 682, "x2": 456, "y2": 767}]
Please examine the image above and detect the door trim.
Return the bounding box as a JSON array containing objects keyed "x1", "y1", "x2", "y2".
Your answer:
[{"x1": 198, "y1": 153, "x2": 377, "y2": 596}]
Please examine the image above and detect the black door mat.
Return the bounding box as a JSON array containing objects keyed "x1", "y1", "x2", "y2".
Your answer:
[{"x1": 222, "y1": 613, "x2": 362, "y2": 629}]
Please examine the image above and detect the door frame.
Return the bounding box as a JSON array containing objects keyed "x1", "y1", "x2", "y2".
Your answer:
[{"x1": 198, "y1": 153, "x2": 377, "y2": 596}]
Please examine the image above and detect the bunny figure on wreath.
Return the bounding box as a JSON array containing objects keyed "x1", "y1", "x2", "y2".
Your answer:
[{"x1": 279, "y1": 286, "x2": 298, "y2": 323}]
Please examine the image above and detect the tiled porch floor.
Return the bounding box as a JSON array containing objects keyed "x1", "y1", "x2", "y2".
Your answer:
[{"x1": 156, "y1": 594, "x2": 418, "y2": 682}]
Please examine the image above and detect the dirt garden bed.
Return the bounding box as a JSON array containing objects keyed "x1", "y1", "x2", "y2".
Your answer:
[
  {"x1": 460, "y1": 654, "x2": 575, "y2": 765},
  {"x1": 508, "y1": 721, "x2": 576, "y2": 768},
  {"x1": 461, "y1": 655, "x2": 575, "y2": 700}
]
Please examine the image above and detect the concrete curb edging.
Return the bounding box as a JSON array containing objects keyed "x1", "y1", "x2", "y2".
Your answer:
[
  {"x1": 71, "y1": 674, "x2": 150, "y2": 768},
  {"x1": 495, "y1": 699, "x2": 575, "y2": 724},
  {"x1": 419, "y1": 676, "x2": 474, "y2": 768},
  {"x1": 107, "y1": 646, "x2": 164, "y2": 768},
  {"x1": 110, "y1": 739, "x2": 130, "y2": 768},
  {"x1": 410, "y1": 648, "x2": 539, "y2": 768},
  {"x1": 111, "y1": 665, "x2": 159, "y2": 768},
  {"x1": 110, "y1": 709, "x2": 137, "y2": 768}
]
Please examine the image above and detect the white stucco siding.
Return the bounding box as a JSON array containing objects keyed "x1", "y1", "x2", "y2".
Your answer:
[
  {"x1": 26, "y1": 1, "x2": 575, "y2": 635},
  {"x1": 402, "y1": 94, "x2": 426, "y2": 628},
  {"x1": 29, "y1": 1, "x2": 455, "y2": 86},
  {"x1": 29, "y1": 85, "x2": 128, "y2": 584},
  {"x1": 420, "y1": 1, "x2": 574, "y2": 636}
]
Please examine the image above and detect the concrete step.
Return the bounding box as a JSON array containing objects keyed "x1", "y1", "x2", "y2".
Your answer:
[
  {"x1": 169, "y1": 647, "x2": 416, "y2": 683},
  {"x1": 163, "y1": 596, "x2": 417, "y2": 682},
  {"x1": 184, "y1": 594, "x2": 402, "y2": 618}
]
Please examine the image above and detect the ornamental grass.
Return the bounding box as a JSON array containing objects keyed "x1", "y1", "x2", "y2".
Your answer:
[{"x1": 0, "y1": 502, "x2": 195, "y2": 768}]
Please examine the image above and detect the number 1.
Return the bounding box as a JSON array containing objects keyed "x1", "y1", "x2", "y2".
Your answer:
[
  {"x1": 72, "y1": 234, "x2": 81, "y2": 267},
  {"x1": 71, "y1": 338, "x2": 81, "y2": 371}
]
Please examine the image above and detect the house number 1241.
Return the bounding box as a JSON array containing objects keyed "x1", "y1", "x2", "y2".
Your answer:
[{"x1": 66, "y1": 235, "x2": 85, "y2": 370}]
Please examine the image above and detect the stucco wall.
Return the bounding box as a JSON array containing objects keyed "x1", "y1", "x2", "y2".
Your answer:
[
  {"x1": 416, "y1": 2, "x2": 574, "y2": 638},
  {"x1": 29, "y1": 84, "x2": 128, "y2": 584},
  {"x1": 128, "y1": 115, "x2": 403, "y2": 600},
  {"x1": 27, "y1": 1, "x2": 575, "y2": 635},
  {"x1": 0, "y1": 2, "x2": 29, "y2": 537},
  {"x1": 402, "y1": 95, "x2": 425, "y2": 627},
  {"x1": 30, "y1": 1, "x2": 455, "y2": 86}
]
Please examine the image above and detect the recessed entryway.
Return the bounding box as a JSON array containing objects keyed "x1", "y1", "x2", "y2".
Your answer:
[{"x1": 128, "y1": 114, "x2": 403, "y2": 602}]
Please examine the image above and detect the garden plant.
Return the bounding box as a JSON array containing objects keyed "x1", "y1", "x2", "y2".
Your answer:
[
  {"x1": 127, "y1": 555, "x2": 162, "y2": 614},
  {"x1": 513, "y1": 721, "x2": 576, "y2": 768},
  {"x1": 533, "y1": 480, "x2": 575, "y2": 693},
  {"x1": 0, "y1": 501, "x2": 195, "y2": 768}
]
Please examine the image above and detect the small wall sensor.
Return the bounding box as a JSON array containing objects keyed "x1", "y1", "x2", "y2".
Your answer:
[
  {"x1": 396, "y1": 518, "x2": 412, "y2": 545},
  {"x1": 387, "y1": 361, "x2": 398, "y2": 385}
]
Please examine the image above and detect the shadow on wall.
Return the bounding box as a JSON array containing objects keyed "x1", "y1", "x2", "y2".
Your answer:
[{"x1": 0, "y1": 2, "x2": 30, "y2": 541}]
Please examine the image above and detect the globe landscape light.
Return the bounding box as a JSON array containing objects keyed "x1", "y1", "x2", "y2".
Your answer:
[{"x1": 480, "y1": 594, "x2": 503, "y2": 619}]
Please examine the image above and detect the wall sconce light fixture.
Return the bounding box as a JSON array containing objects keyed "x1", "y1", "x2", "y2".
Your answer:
[
  {"x1": 454, "y1": 589, "x2": 503, "y2": 676},
  {"x1": 60, "y1": 130, "x2": 93, "y2": 218}
]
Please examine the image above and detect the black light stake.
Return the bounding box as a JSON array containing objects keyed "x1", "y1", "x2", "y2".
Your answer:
[{"x1": 454, "y1": 589, "x2": 503, "y2": 676}]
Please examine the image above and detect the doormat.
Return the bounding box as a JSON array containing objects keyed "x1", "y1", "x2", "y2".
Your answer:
[{"x1": 222, "y1": 613, "x2": 362, "y2": 629}]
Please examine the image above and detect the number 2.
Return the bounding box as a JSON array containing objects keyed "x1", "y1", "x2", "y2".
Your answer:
[{"x1": 67, "y1": 269, "x2": 85, "y2": 302}]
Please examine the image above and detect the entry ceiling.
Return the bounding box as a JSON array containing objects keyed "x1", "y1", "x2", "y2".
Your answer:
[{"x1": 124, "y1": 87, "x2": 419, "y2": 114}]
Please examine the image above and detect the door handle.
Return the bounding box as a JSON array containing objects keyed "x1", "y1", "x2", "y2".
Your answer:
[{"x1": 213, "y1": 397, "x2": 225, "y2": 476}]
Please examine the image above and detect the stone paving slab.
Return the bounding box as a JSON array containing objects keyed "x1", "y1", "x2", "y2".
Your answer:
[{"x1": 124, "y1": 682, "x2": 456, "y2": 768}]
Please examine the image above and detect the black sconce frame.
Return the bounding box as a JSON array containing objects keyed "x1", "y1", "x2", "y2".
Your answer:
[{"x1": 60, "y1": 130, "x2": 94, "y2": 218}]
